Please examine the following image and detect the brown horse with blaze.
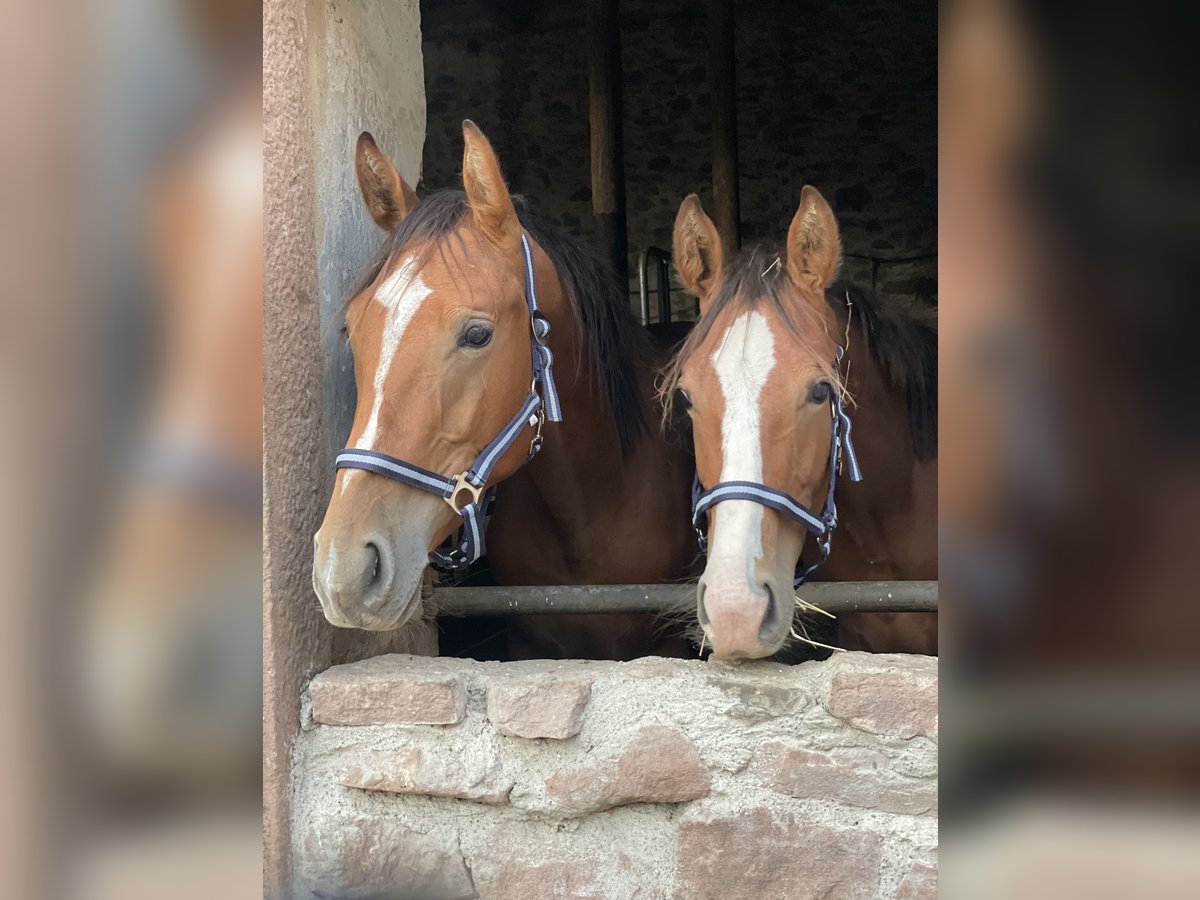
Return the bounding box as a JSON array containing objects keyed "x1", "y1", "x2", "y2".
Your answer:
[
  {"x1": 664, "y1": 187, "x2": 937, "y2": 658},
  {"x1": 313, "y1": 121, "x2": 696, "y2": 659}
]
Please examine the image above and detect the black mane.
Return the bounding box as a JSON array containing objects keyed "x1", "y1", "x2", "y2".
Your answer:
[
  {"x1": 343, "y1": 189, "x2": 647, "y2": 454},
  {"x1": 834, "y1": 280, "x2": 937, "y2": 461}
]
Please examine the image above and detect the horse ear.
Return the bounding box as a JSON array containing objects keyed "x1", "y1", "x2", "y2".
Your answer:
[
  {"x1": 785, "y1": 185, "x2": 841, "y2": 293},
  {"x1": 461, "y1": 120, "x2": 520, "y2": 248},
  {"x1": 355, "y1": 132, "x2": 418, "y2": 231},
  {"x1": 673, "y1": 194, "x2": 724, "y2": 309}
]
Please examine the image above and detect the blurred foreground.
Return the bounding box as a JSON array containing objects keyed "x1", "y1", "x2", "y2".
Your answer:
[
  {"x1": 0, "y1": 0, "x2": 261, "y2": 897},
  {"x1": 941, "y1": 0, "x2": 1200, "y2": 896}
]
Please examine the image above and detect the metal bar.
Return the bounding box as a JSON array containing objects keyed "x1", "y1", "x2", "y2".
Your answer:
[
  {"x1": 637, "y1": 248, "x2": 651, "y2": 325},
  {"x1": 636, "y1": 247, "x2": 673, "y2": 326},
  {"x1": 431, "y1": 581, "x2": 937, "y2": 616},
  {"x1": 656, "y1": 252, "x2": 672, "y2": 324}
]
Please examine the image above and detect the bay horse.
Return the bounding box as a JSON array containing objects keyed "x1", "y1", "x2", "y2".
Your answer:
[
  {"x1": 662, "y1": 188, "x2": 937, "y2": 658},
  {"x1": 313, "y1": 121, "x2": 696, "y2": 660}
]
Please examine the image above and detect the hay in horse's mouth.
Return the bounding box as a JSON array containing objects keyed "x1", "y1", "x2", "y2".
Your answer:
[
  {"x1": 794, "y1": 594, "x2": 836, "y2": 619},
  {"x1": 790, "y1": 594, "x2": 844, "y2": 653}
]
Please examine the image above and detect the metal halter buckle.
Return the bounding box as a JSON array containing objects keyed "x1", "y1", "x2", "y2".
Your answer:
[
  {"x1": 528, "y1": 404, "x2": 546, "y2": 459},
  {"x1": 445, "y1": 473, "x2": 484, "y2": 513}
]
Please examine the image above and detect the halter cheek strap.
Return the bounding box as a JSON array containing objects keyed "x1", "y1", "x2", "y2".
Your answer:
[
  {"x1": 691, "y1": 351, "x2": 863, "y2": 588},
  {"x1": 333, "y1": 232, "x2": 562, "y2": 570}
]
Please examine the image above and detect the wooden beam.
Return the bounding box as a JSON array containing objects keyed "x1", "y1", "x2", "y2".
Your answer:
[
  {"x1": 588, "y1": 0, "x2": 630, "y2": 287},
  {"x1": 431, "y1": 581, "x2": 938, "y2": 616},
  {"x1": 708, "y1": 0, "x2": 740, "y2": 251}
]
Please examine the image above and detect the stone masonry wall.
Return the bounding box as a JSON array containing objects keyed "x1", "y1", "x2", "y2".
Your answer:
[
  {"x1": 291, "y1": 651, "x2": 938, "y2": 899},
  {"x1": 418, "y1": 0, "x2": 936, "y2": 316}
]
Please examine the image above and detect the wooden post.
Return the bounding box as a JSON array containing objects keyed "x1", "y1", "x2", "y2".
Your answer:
[
  {"x1": 588, "y1": 0, "x2": 629, "y2": 288},
  {"x1": 709, "y1": 0, "x2": 740, "y2": 251}
]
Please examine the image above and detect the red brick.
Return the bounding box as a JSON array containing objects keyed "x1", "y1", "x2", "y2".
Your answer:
[
  {"x1": 334, "y1": 747, "x2": 512, "y2": 804},
  {"x1": 538, "y1": 725, "x2": 710, "y2": 815},
  {"x1": 487, "y1": 678, "x2": 591, "y2": 739},
  {"x1": 675, "y1": 807, "x2": 883, "y2": 900},
  {"x1": 759, "y1": 742, "x2": 937, "y2": 815},
  {"x1": 825, "y1": 657, "x2": 937, "y2": 740},
  {"x1": 297, "y1": 810, "x2": 475, "y2": 899},
  {"x1": 309, "y1": 655, "x2": 466, "y2": 726}
]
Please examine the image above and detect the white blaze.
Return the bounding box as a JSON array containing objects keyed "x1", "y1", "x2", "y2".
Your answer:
[
  {"x1": 709, "y1": 310, "x2": 776, "y2": 584},
  {"x1": 341, "y1": 256, "x2": 432, "y2": 494}
]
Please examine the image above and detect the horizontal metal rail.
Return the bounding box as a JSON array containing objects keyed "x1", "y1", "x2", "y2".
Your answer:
[{"x1": 431, "y1": 580, "x2": 937, "y2": 616}]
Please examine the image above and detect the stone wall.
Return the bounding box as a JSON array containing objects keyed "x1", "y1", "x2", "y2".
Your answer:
[
  {"x1": 418, "y1": 0, "x2": 936, "y2": 314},
  {"x1": 291, "y1": 651, "x2": 938, "y2": 899}
]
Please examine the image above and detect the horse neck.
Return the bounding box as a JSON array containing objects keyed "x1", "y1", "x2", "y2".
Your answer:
[
  {"x1": 489, "y1": 260, "x2": 692, "y2": 579},
  {"x1": 523, "y1": 276, "x2": 652, "y2": 515},
  {"x1": 835, "y1": 313, "x2": 934, "y2": 551}
]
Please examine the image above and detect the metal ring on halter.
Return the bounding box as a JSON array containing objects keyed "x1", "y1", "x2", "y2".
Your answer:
[{"x1": 445, "y1": 473, "x2": 484, "y2": 513}]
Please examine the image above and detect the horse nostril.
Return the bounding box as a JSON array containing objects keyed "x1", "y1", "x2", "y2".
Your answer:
[
  {"x1": 364, "y1": 541, "x2": 382, "y2": 588},
  {"x1": 759, "y1": 581, "x2": 781, "y2": 641},
  {"x1": 358, "y1": 538, "x2": 394, "y2": 613},
  {"x1": 696, "y1": 580, "x2": 710, "y2": 627}
]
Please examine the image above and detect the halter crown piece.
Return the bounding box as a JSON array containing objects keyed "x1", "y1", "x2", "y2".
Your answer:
[
  {"x1": 691, "y1": 345, "x2": 863, "y2": 588},
  {"x1": 334, "y1": 233, "x2": 562, "y2": 570}
]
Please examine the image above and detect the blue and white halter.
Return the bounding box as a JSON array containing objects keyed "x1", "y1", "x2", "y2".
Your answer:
[
  {"x1": 691, "y1": 346, "x2": 863, "y2": 588},
  {"x1": 334, "y1": 233, "x2": 562, "y2": 570}
]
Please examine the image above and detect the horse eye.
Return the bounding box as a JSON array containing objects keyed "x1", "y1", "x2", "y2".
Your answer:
[
  {"x1": 808, "y1": 381, "x2": 832, "y2": 404},
  {"x1": 676, "y1": 388, "x2": 694, "y2": 412},
  {"x1": 459, "y1": 322, "x2": 494, "y2": 348}
]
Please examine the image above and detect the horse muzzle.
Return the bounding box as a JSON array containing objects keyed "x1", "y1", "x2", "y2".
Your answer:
[
  {"x1": 697, "y1": 572, "x2": 789, "y2": 659},
  {"x1": 312, "y1": 526, "x2": 424, "y2": 630}
]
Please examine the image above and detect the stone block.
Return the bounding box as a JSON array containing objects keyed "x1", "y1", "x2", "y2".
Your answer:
[
  {"x1": 334, "y1": 747, "x2": 512, "y2": 804},
  {"x1": 487, "y1": 677, "x2": 591, "y2": 739},
  {"x1": 825, "y1": 655, "x2": 937, "y2": 740},
  {"x1": 758, "y1": 741, "x2": 937, "y2": 816},
  {"x1": 309, "y1": 655, "x2": 467, "y2": 726},
  {"x1": 536, "y1": 725, "x2": 709, "y2": 816},
  {"x1": 896, "y1": 860, "x2": 937, "y2": 900},
  {"x1": 675, "y1": 807, "x2": 882, "y2": 900},
  {"x1": 297, "y1": 811, "x2": 475, "y2": 900}
]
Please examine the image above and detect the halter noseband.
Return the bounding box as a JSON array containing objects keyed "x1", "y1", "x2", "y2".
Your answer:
[
  {"x1": 691, "y1": 346, "x2": 863, "y2": 588},
  {"x1": 334, "y1": 233, "x2": 562, "y2": 570}
]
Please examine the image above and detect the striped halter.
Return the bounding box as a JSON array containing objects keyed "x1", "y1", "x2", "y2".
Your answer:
[{"x1": 691, "y1": 346, "x2": 863, "y2": 587}]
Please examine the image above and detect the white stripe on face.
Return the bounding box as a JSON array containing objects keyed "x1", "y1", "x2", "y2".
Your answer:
[
  {"x1": 709, "y1": 310, "x2": 777, "y2": 580},
  {"x1": 341, "y1": 256, "x2": 432, "y2": 495},
  {"x1": 356, "y1": 256, "x2": 431, "y2": 451}
]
